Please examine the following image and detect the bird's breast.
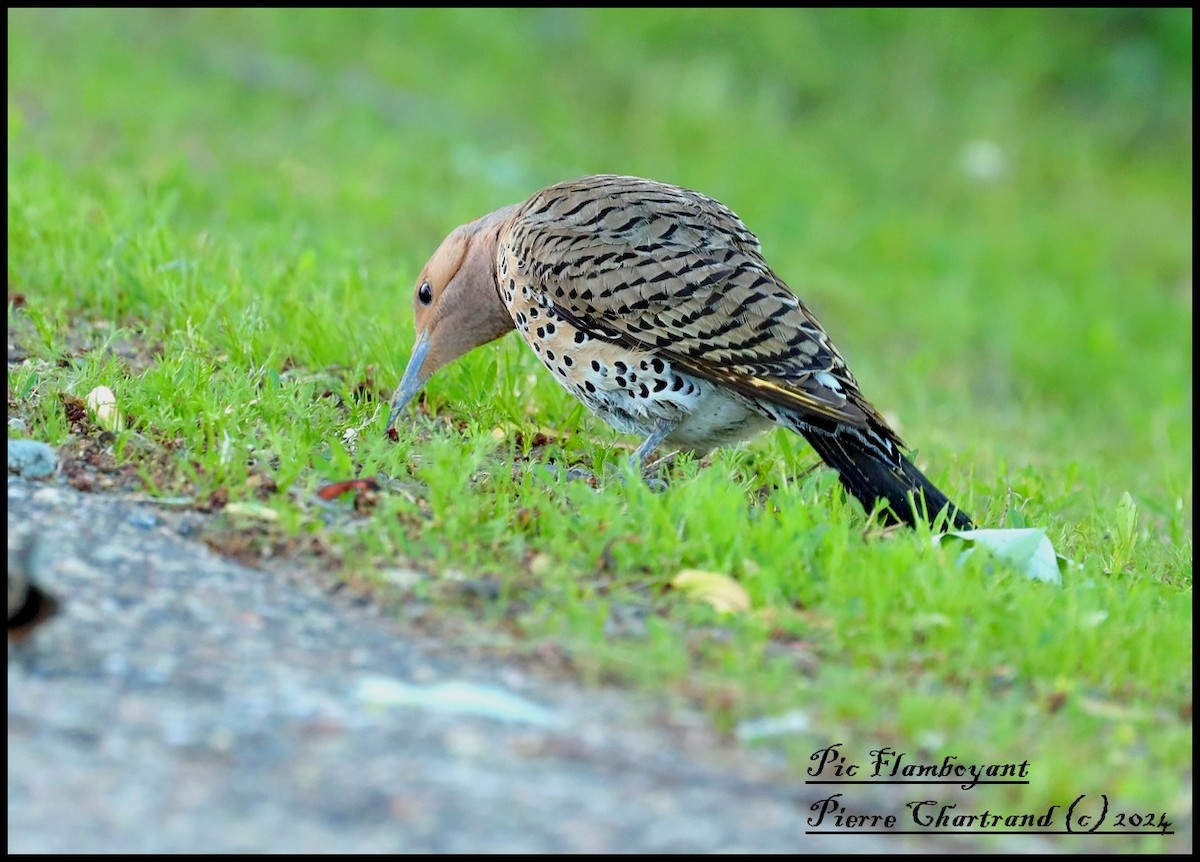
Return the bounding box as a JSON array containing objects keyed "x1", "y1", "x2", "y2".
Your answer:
[
  {"x1": 498, "y1": 254, "x2": 772, "y2": 453},
  {"x1": 663, "y1": 385, "x2": 775, "y2": 454}
]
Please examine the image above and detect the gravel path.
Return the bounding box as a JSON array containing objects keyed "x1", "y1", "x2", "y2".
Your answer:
[{"x1": 8, "y1": 477, "x2": 1018, "y2": 853}]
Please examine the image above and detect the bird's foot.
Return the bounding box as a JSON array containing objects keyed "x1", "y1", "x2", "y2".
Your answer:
[
  {"x1": 637, "y1": 450, "x2": 677, "y2": 492},
  {"x1": 537, "y1": 458, "x2": 671, "y2": 493}
]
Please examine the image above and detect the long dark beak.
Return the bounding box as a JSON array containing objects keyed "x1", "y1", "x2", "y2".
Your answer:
[{"x1": 386, "y1": 331, "x2": 431, "y2": 433}]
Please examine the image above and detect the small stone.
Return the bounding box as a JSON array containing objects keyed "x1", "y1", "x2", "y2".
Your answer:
[
  {"x1": 85, "y1": 385, "x2": 124, "y2": 431},
  {"x1": 7, "y1": 439, "x2": 57, "y2": 479},
  {"x1": 378, "y1": 568, "x2": 425, "y2": 590},
  {"x1": 128, "y1": 511, "x2": 161, "y2": 530}
]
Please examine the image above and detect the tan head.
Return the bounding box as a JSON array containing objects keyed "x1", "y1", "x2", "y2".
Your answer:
[{"x1": 386, "y1": 204, "x2": 521, "y2": 431}]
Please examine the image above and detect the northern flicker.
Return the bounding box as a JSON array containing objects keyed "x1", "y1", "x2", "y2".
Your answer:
[{"x1": 387, "y1": 175, "x2": 973, "y2": 530}]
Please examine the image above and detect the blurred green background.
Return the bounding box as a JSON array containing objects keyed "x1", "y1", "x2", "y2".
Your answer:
[
  {"x1": 9, "y1": 9, "x2": 1191, "y2": 508},
  {"x1": 7, "y1": 9, "x2": 1193, "y2": 842}
]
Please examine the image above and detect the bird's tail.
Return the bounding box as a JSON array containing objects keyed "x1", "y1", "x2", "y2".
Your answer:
[{"x1": 800, "y1": 423, "x2": 973, "y2": 531}]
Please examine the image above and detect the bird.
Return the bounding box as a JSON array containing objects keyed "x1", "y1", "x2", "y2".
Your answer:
[{"x1": 387, "y1": 174, "x2": 972, "y2": 531}]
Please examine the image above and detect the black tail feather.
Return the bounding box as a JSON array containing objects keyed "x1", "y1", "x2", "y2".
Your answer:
[{"x1": 801, "y1": 424, "x2": 973, "y2": 532}]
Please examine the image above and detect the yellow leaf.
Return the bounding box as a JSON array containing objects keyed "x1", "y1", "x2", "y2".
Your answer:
[{"x1": 670, "y1": 569, "x2": 751, "y2": 614}]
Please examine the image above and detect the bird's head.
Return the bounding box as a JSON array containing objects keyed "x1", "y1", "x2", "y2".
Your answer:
[{"x1": 386, "y1": 204, "x2": 520, "y2": 432}]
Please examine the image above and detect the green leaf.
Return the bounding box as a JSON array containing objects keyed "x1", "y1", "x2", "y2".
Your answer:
[{"x1": 935, "y1": 528, "x2": 1071, "y2": 585}]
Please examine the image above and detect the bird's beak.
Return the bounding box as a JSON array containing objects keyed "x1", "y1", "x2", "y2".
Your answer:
[{"x1": 387, "y1": 331, "x2": 431, "y2": 433}]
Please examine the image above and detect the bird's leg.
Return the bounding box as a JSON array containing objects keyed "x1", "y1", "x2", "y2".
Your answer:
[
  {"x1": 544, "y1": 421, "x2": 678, "y2": 490},
  {"x1": 631, "y1": 419, "x2": 677, "y2": 467},
  {"x1": 629, "y1": 420, "x2": 679, "y2": 491}
]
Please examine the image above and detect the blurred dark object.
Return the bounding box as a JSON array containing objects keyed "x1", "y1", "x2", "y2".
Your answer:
[
  {"x1": 8, "y1": 539, "x2": 59, "y2": 642},
  {"x1": 8, "y1": 574, "x2": 59, "y2": 641}
]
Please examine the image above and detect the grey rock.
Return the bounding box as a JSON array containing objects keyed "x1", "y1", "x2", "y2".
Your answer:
[
  {"x1": 7, "y1": 439, "x2": 56, "y2": 479},
  {"x1": 7, "y1": 480, "x2": 1061, "y2": 854}
]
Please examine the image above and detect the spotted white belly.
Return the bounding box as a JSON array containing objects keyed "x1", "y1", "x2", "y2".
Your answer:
[{"x1": 661, "y1": 378, "x2": 774, "y2": 454}]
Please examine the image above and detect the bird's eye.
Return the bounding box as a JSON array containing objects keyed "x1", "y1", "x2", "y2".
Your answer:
[{"x1": 418, "y1": 281, "x2": 433, "y2": 306}]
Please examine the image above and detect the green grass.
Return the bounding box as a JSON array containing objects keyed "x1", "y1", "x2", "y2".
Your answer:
[{"x1": 8, "y1": 9, "x2": 1191, "y2": 847}]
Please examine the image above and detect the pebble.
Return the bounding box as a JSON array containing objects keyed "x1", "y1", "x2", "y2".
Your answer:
[
  {"x1": 128, "y1": 511, "x2": 161, "y2": 530},
  {"x1": 7, "y1": 439, "x2": 56, "y2": 479}
]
